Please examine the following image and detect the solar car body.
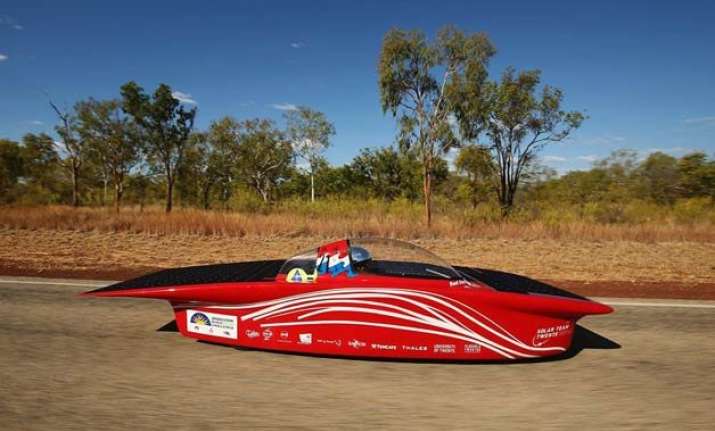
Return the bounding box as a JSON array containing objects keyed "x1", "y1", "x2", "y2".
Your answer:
[{"x1": 85, "y1": 238, "x2": 612, "y2": 361}]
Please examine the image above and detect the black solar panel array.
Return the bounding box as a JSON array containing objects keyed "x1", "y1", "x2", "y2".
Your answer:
[
  {"x1": 92, "y1": 259, "x2": 285, "y2": 292},
  {"x1": 454, "y1": 266, "x2": 586, "y2": 300},
  {"x1": 91, "y1": 259, "x2": 584, "y2": 302}
]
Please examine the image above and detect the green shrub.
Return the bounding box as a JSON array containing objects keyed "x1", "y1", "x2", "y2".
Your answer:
[
  {"x1": 673, "y1": 197, "x2": 714, "y2": 224},
  {"x1": 622, "y1": 200, "x2": 666, "y2": 223}
]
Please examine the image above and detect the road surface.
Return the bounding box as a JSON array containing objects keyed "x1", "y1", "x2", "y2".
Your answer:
[{"x1": 1, "y1": 277, "x2": 714, "y2": 430}]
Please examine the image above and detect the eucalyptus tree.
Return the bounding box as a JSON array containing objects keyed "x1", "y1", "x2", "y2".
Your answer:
[
  {"x1": 206, "y1": 117, "x2": 243, "y2": 207},
  {"x1": 455, "y1": 67, "x2": 585, "y2": 215},
  {"x1": 0, "y1": 139, "x2": 22, "y2": 202},
  {"x1": 235, "y1": 119, "x2": 293, "y2": 203},
  {"x1": 49, "y1": 100, "x2": 88, "y2": 206},
  {"x1": 678, "y1": 152, "x2": 715, "y2": 198},
  {"x1": 19, "y1": 133, "x2": 62, "y2": 202},
  {"x1": 284, "y1": 106, "x2": 336, "y2": 202},
  {"x1": 350, "y1": 146, "x2": 425, "y2": 201},
  {"x1": 178, "y1": 132, "x2": 214, "y2": 209},
  {"x1": 637, "y1": 152, "x2": 680, "y2": 205},
  {"x1": 76, "y1": 98, "x2": 142, "y2": 212},
  {"x1": 454, "y1": 144, "x2": 496, "y2": 208},
  {"x1": 379, "y1": 26, "x2": 495, "y2": 226},
  {"x1": 120, "y1": 82, "x2": 196, "y2": 213}
]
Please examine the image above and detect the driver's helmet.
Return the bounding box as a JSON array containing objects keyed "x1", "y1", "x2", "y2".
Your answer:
[{"x1": 350, "y1": 246, "x2": 372, "y2": 264}]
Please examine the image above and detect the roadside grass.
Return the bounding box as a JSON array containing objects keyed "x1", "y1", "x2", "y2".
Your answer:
[
  {"x1": 0, "y1": 202, "x2": 713, "y2": 242},
  {"x1": 1, "y1": 228, "x2": 713, "y2": 283}
]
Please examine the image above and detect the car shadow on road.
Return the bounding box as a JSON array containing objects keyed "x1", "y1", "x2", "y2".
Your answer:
[{"x1": 157, "y1": 320, "x2": 179, "y2": 332}]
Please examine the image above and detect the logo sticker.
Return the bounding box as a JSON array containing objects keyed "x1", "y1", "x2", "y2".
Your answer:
[
  {"x1": 433, "y1": 344, "x2": 456, "y2": 354},
  {"x1": 190, "y1": 312, "x2": 211, "y2": 327},
  {"x1": 464, "y1": 343, "x2": 481, "y2": 354},
  {"x1": 348, "y1": 339, "x2": 366, "y2": 349},
  {"x1": 186, "y1": 310, "x2": 237, "y2": 339},
  {"x1": 532, "y1": 323, "x2": 572, "y2": 346},
  {"x1": 285, "y1": 268, "x2": 317, "y2": 283},
  {"x1": 401, "y1": 345, "x2": 428, "y2": 352},
  {"x1": 298, "y1": 333, "x2": 313, "y2": 345},
  {"x1": 277, "y1": 330, "x2": 292, "y2": 344},
  {"x1": 370, "y1": 343, "x2": 397, "y2": 351},
  {"x1": 317, "y1": 338, "x2": 342, "y2": 347}
]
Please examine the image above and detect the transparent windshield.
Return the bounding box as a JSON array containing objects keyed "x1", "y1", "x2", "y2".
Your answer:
[
  {"x1": 278, "y1": 238, "x2": 463, "y2": 281},
  {"x1": 349, "y1": 238, "x2": 462, "y2": 280},
  {"x1": 278, "y1": 248, "x2": 319, "y2": 283}
]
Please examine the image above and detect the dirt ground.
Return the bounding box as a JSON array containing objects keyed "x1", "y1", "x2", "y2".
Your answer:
[
  {"x1": 1, "y1": 280, "x2": 714, "y2": 430},
  {"x1": 1, "y1": 228, "x2": 714, "y2": 299}
]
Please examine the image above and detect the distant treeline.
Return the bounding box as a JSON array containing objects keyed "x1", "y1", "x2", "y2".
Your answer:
[{"x1": 1, "y1": 127, "x2": 713, "y2": 223}]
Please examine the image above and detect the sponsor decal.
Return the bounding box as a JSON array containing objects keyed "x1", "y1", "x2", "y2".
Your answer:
[
  {"x1": 317, "y1": 338, "x2": 342, "y2": 347},
  {"x1": 433, "y1": 344, "x2": 456, "y2": 354},
  {"x1": 285, "y1": 268, "x2": 317, "y2": 284},
  {"x1": 186, "y1": 310, "x2": 237, "y2": 339},
  {"x1": 464, "y1": 343, "x2": 481, "y2": 354},
  {"x1": 370, "y1": 343, "x2": 397, "y2": 351},
  {"x1": 262, "y1": 328, "x2": 273, "y2": 341},
  {"x1": 449, "y1": 279, "x2": 474, "y2": 287},
  {"x1": 348, "y1": 339, "x2": 366, "y2": 349},
  {"x1": 276, "y1": 330, "x2": 292, "y2": 344},
  {"x1": 532, "y1": 323, "x2": 572, "y2": 346},
  {"x1": 190, "y1": 312, "x2": 211, "y2": 326},
  {"x1": 245, "y1": 329, "x2": 260, "y2": 339},
  {"x1": 298, "y1": 333, "x2": 313, "y2": 345},
  {"x1": 401, "y1": 344, "x2": 428, "y2": 352},
  {"x1": 227, "y1": 287, "x2": 568, "y2": 360}
]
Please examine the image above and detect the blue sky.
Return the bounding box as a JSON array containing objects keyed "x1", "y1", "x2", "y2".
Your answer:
[{"x1": 1, "y1": 0, "x2": 713, "y2": 172}]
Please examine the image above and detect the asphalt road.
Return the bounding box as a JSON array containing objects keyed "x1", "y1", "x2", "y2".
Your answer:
[{"x1": 1, "y1": 277, "x2": 714, "y2": 430}]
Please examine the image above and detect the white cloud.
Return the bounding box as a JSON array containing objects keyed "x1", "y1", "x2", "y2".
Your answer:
[
  {"x1": 290, "y1": 42, "x2": 305, "y2": 49},
  {"x1": 0, "y1": 54, "x2": 7, "y2": 61},
  {"x1": 683, "y1": 116, "x2": 715, "y2": 125},
  {"x1": 577, "y1": 155, "x2": 598, "y2": 162},
  {"x1": 171, "y1": 91, "x2": 197, "y2": 105},
  {"x1": 0, "y1": 15, "x2": 22, "y2": 30},
  {"x1": 271, "y1": 103, "x2": 298, "y2": 111},
  {"x1": 29, "y1": 120, "x2": 44, "y2": 125},
  {"x1": 542, "y1": 155, "x2": 567, "y2": 162}
]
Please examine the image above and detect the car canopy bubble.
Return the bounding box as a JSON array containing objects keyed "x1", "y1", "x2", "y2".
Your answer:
[{"x1": 278, "y1": 238, "x2": 463, "y2": 281}]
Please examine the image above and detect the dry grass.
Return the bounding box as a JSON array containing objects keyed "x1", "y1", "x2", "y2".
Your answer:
[
  {"x1": 1, "y1": 228, "x2": 714, "y2": 283},
  {"x1": 2, "y1": 205, "x2": 713, "y2": 283},
  {"x1": 0, "y1": 205, "x2": 713, "y2": 242}
]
